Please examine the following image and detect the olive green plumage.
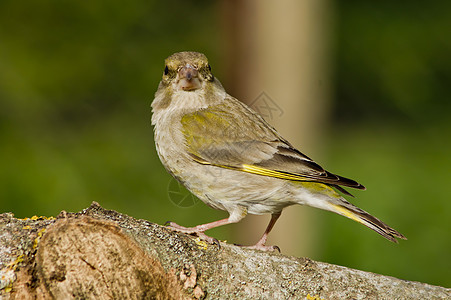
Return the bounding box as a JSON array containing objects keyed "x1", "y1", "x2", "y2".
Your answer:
[{"x1": 151, "y1": 51, "x2": 406, "y2": 250}]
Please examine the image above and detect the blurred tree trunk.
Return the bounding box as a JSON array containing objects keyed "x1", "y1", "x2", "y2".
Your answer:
[{"x1": 221, "y1": 0, "x2": 333, "y2": 256}]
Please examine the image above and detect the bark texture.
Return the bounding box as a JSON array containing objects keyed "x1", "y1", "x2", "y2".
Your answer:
[{"x1": 0, "y1": 202, "x2": 449, "y2": 299}]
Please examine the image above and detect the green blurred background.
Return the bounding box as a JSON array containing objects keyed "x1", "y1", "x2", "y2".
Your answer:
[{"x1": 1, "y1": 0, "x2": 450, "y2": 287}]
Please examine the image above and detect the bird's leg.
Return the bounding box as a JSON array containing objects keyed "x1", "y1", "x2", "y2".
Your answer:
[
  {"x1": 166, "y1": 218, "x2": 231, "y2": 245},
  {"x1": 166, "y1": 206, "x2": 247, "y2": 246},
  {"x1": 244, "y1": 212, "x2": 281, "y2": 252}
]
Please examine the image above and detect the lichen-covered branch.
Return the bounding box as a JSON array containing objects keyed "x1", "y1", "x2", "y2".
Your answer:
[{"x1": 0, "y1": 202, "x2": 449, "y2": 299}]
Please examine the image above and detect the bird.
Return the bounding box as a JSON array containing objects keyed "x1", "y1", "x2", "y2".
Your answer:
[{"x1": 151, "y1": 51, "x2": 406, "y2": 251}]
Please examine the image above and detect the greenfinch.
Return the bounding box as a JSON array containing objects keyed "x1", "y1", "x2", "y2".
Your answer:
[{"x1": 151, "y1": 51, "x2": 406, "y2": 251}]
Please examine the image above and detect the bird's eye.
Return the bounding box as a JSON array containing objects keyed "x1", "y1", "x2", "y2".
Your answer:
[
  {"x1": 164, "y1": 66, "x2": 169, "y2": 75},
  {"x1": 207, "y1": 64, "x2": 211, "y2": 71}
]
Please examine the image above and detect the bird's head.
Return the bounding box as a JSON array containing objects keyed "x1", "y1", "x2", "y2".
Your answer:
[{"x1": 161, "y1": 51, "x2": 215, "y2": 92}]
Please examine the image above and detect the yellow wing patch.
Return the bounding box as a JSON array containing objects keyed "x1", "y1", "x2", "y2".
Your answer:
[
  {"x1": 241, "y1": 164, "x2": 309, "y2": 181},
  {"x1": 190, "y1": 153, "x2": 323, "y2": 183}
]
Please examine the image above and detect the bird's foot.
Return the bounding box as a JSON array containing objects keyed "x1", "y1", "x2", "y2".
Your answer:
[{"x1": 164, "y1": 221, "x2": 220, "y2": 247}]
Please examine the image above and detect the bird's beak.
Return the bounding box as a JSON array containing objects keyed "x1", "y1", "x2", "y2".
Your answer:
[{"x1": 177, "y1": 64, "x2": 201, "y2": 91}]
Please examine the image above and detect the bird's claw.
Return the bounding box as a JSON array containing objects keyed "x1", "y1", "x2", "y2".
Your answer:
[
  {"x1": 197, "y1": 232, "x2": 220, "y2": 248},
  {"x1": 163, "y1": 221, "x2": 221, "y2": 249}
]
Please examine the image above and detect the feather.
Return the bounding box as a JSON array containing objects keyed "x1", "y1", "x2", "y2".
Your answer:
[{"x1": 182, "y1": 98, "x2": 365, "y2": 190}]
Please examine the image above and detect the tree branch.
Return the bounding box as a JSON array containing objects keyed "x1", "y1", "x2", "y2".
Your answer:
[{"x1": 0, "y1": 202, "x2": 449, "y2": 299}]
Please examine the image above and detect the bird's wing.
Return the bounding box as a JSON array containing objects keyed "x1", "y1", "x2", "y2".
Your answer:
[{"x1": 181, "y1": 97, "x2": 365, "y2": 190}]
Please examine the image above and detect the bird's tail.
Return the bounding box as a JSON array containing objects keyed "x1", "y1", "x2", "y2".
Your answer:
[{"x1": 328, "y1": 200, "x2": 407, "y2": 243}]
